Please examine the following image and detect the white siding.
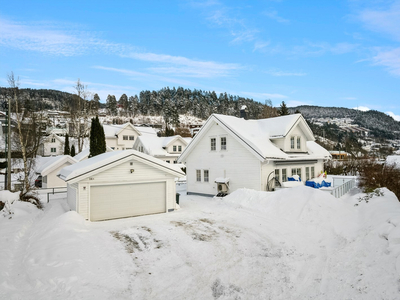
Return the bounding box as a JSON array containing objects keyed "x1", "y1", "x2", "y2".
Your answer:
[
  {"x1": 78, "y1": 183, "x2": 89, "y2": 220},
  {"x1": 284, "y1": 125, "x2": 308, "y2": 152},
  {"x1": 66, "y1": 183, "x2": 77, "y2": 211},
  {"x1": 45, "y1": 162, "x2": 72, "y2": 188},
  {"x1": 184, "y1": 122, "x2": 261, "y2": 195}
]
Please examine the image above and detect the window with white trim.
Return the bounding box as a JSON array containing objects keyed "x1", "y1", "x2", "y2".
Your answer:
[
  {"x1": 306, "y1": 167, "x2": 310, "y2": 180},
  {"x1": 275, "y1": 169, "x2": 280, "y2": 182},
  {"x1": 311, "y1": 166, "x2": 315, "y2": 179},
  {"x1": 178, "y1": 145, "x2": 182, "y2": 152},
  {"x1": 297, "y1": 137, "x2": 301, "y2": 149},
  {"x1": 221, "y1": 137, "x2": 227, "y2": 150},
  {"x1": 129, "y1": 136, "x2": 135, "y2": 140},
  {"x1": 204, "y1": 170, "x2": 209, "y2": 182},
  {"x1": 173, "y1": 145, "x2": 177, "y2": 152},
  {"x1": 210, "y1": 138, "x2": 216, "y2": 151},
  {"x1": 51, "y1": 138, "x2": 56, "y2": 143},
  {"x1": 290, "y1": 137, "x2": 295, "y2": 149},
  {"x1": 123, "y1": 135, "x2": 128, "y2": 140},
  {"x1": 51, "y1": 147, "x2": 56, "y2": 153},
  {"x1": 196, "y1": 170, "x2": 201, "y2": 182},
  {"x1": 282, "y1": 169, "x2": 287, "y2": 182}
]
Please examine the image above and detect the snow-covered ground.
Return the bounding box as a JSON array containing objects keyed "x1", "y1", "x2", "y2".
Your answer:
[{"x1": 1, "y1": 185, "x2": 400, "y2": 299}]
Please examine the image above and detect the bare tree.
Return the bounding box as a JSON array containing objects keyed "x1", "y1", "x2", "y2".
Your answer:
[
  {"x1": 7, "y1": 72, "x2": 42, "y2": 206},
  {"x1": 69, "y1": 79, "x2": 91, "y2": 153}
]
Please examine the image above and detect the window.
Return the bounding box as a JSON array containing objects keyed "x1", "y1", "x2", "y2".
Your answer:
[
  {"x1": 275, "y1": 169, "x2": 280, "y2": 181},
  {"x1": 123, "y1": 135, "x2": 128, "y2": 140},
  {"x1": 51, "y1": 147, "x2": 56, "y2": 153},
  {"x1": 282, "y1": 169, "x2": 287, "y2": 182},
  {"x1": 111, "y1": 147, "x2": 115, "y2": 150},
  {"x1": 173, "y1": 161, "x2": 177, "y2": 164},
  {"x1": 173, "y1": 145, "x2": 177, "y2": 152},
  {"x1": 196, "y1": 170, "x2": 201, "y2": 182},
  {"x1": 297, "y1": 168, "x2": 302, "y2": 179},
  {"x1": 290, "y1": 137, "x2": 295, "y2": 149},
  {"x1": 306, "y1": 167, "x2": 310, "y2": 181},
  {"x1": 311, "y1": 166, "x2": 315, "y2": 179},
  {"x1": 291, "y1": 168, "x2": 302, "y2": 179},
  {"x1": 297, "y1": 137, "x2": 301, "y2": 149},
  {"x1": 221, "y1": 137, "x2": 227, "y2": 150},
  {"x1": 291, "y1": 168, "x2": 296, "y2": 176},
  {"x1": 166, "y1": 160, "x2": 170, "y2": 163},
  {"x1": 210, "y1": 138, "x2": 216, "y2": 151},
  {"x1": 204, "y1": 170, "x2": 209, "y2": 182},
  {"x1": 129, "y1": 136, "x2": 134, "y2": 140},
  {"x1": 178, "y1": 145, "x2": 182, "y2": 152},
  {"x1": 51, "y1": 138, "x2": 56, "y2": 143}
]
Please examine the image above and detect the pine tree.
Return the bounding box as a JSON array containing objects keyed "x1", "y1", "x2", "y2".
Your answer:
[
  {"x1": 70, "y1": 144, "x2": 76, "y2": 157},
  {"x1": 89, "y1": 116, "x2": 106, "y2": 158},
  {"x1": 64, "y1": 133, "x2": 70, "y2": 155},
  {"x1": 278, "y1": 101, "x2": 290, "y2": 116}
]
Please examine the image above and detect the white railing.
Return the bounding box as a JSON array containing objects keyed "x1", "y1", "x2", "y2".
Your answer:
[{"x1": 328, "y1": 178, "x2": 356, "y2": 198}]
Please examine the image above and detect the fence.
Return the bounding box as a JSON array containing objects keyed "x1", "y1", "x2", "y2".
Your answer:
[
  {"x1": 327, "y1": 177, "x2": 356, "y2": 198},
  {"x1": 36, "y1": 187, "x2": 67, "y2": 203}
]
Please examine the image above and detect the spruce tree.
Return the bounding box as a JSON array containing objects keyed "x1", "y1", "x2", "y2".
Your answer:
[
  {"x1": 70, "y1": 144, "x2": 76, "y2": 157},
  {"x1": 64, "y1": 133, "x2": 70, "y2": 155},
  {"x1": 278, "y1": 101, "x2": 290, "y2": 116},
  {"x1": 89, "y1": 116, "x2": 106, "y2": 158}
]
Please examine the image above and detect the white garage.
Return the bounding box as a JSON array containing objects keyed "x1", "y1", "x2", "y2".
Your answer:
[{"x1": 58, "y1": 150, "x2": 185, "y2": 221}]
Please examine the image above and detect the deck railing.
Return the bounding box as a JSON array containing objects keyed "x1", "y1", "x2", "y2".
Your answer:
[{"x1": 328, "y1": 178, "x2": 356, "y2": 198}]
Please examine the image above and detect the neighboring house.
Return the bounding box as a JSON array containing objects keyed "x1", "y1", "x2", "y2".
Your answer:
[
  {"x1": 36, "y1": 155, "x2": 77, "y2": 188},
  {"x1": 73, "y1": 146, "x2": 114, "y2": 162},
  {"x1": 58, "y1": 150, "x2": 185, "y2": 221},
  {"x1": 133, "y1": 135, "x2": 190, "y2": 164},
  {"x1": 178, "y1": 113, "x2": 331, "y2": 196},
  {"x1": 329, "y1": 151, "x2": 350, "y2": 160},
  {"x1": 103, "y1": 123, "x2": 157, "y2": 150},
  {"x1": 39, "y1": 133, "x2": 65, "y2": 156}
]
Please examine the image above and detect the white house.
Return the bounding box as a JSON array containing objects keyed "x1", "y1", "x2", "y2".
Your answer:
[
  {"x1": 133, "y1": 135, "x2": 190, "y2": 164},
  {"x1": 36, "y1": 155, "x2": 77, "y2": 188},
  {"x1": 178, "y1": 113, "x2": 331, "y2": 196},
  {"x1": 40, "y1": 133, "x2": 65, "y2": 156},
  {"x1": 103, "y1": 123, "x2": 158, "y2": 150},
  {"x1": 58, "y1": 150, "x2": 185, "y2": 221}
]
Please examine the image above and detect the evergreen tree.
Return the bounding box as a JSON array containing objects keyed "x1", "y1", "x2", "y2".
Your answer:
[
  {"x1": 70, "y1": 144, "x2": 76, "y2": 157},
  {"x1": 278, "y1": 101, "x2": 290, "y2": 116},
  {"x1": 64, "y1": 133, "x2": 70, "y2": 155},
  {"x1": 118, "y1": 94, "x2": 129, "y2": 115},
  {"x1": 106, "y1": 94, "x2": 117, "y2": 116},
  {"x1": 89, "y1": 116, "x2": 106, "y2": 158}
]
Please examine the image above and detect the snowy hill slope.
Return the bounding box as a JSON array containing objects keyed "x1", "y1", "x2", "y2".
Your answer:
[{"x1": 1, "y1": 186, "x2": 400, "y2": 299}]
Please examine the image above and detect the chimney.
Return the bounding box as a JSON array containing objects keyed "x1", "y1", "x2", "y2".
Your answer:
[{"x1": 240, "y1": 105, "x2": 249, "y2": 120}]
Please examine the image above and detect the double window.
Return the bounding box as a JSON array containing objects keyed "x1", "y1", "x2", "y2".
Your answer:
[
  {"x1": 290, "y1": 136, "x2": 302, "y2": 150},
  {"x1": 196, "y1": 170, "x2": 209, "y2": 182},
  {"x1": 51, "y1": 138, "x2": 56, "y2": 143},
  {"x1": 51, "y1": 147, "x2": 56, "y2": 153}
]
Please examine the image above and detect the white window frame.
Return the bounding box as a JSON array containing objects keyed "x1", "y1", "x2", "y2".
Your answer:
[
  {"x1": 196, "y1": 170, "x2": 201, "y2": 182},
  {"x1": 210, "y1": 138, "x2": 216, "y2": 151},
  {"x1": 282, "y1": 168, "x2": 287, "y2": 182},
  {"x1": 275, "y1": 169, "x2": 280, "y2": 182},
  {"x1": 51, "y1": 147, "x2": 56, "y2": 153},
  {"x1": 129, "y1": 135, "x2": 135, "y2": 140},
  {"x1": 178, "y1": 145, "x2": 182, "y2": 152},
  {"x1": 123, "y1": 135, "x2": 128, "y2": 140},
  {"x1": 297, "y1": 137, "x2": 301, "y2": 150},
  {"x1": 51, "y1": 138, "x2": 56, "y2": 143},
  {"x1": 221, "y1": 136, "x2": 227, "y2": 150},
  {"x1": 311, "y1": 166, "x2": 315, "y2": 179},
  {"x1": 290, "y1": 137, "x2": 295, "y2": 149},
  {"x1": 204, "y1": 170, "x2": 209, "y2": 182},
  {"x1": 306, "y1": 167, "x2": 310, "y2": 181},
  {"x1": 173, "y1": 145, "x2": 177, "y2": 152}
]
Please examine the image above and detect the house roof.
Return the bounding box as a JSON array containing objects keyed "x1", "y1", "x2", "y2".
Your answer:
[
  {"x1": 179, "y1": 113, "x2": 322, "y2": 163},
  {"x1": 386, "y1": 155, "x2": 400, "y2": 168},
  {"x1": 103, "y1": 123, "x2": 141, "y2": 138},
  {"x1": 134, "y1": 135, "x2": 187, "y2": 157},
  {"x1": 36, "y1": 155, "x2": 77, "y2": 176},
  {"x1": 73, "y1": 146, "x2": 114, "y2": 162},
  {"x1": 59, "y1": 149, "x2": 185, "y2": 183}
]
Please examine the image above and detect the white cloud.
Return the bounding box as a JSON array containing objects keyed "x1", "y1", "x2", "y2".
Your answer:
[
  {"x1": 386, "y1": 111, "x2": 400, "y2": 121},
  {"x1": 0, "y1": 17, "x2": 128, "y2": 56},
  {"x1": 353, "y1": 106, "x2": 370, "y2": 112},
  {"x1": 263, "y1": 11, "x2": 290, "y2": 24},
  {"x1": 267, "y1": 70, "x2": 307, "y2": 77},
  {"x1": 286, "y1": 100, "x2": 312, "y2": 107},
  {"x1": 357, "y1": 2, "x2": 400, "y2": 41},
  {"x1": 372, "y1": 47, "x2": 400, "y2": 76},
  {"x1": 122, "y1": 52, "x2": 241, "y2": 78}
]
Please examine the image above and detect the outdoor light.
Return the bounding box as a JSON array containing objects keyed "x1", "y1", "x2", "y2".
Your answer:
[{"x1": 130, "y1": 169, "x2": 135, "y2": 173}]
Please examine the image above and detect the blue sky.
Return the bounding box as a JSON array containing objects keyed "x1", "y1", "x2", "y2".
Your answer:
[{"x1": 0, "y1": 0, "x2": 399, "y2": 120}]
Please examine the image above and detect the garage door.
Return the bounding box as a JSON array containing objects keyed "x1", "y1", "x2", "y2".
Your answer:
[{"x1": 90, "y1": 182, "x2": 166, "y2": 221}]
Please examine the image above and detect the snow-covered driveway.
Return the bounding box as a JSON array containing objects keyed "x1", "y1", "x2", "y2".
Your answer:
[{"x1": 1, "y1": 186, "x2": 400, "y2": 299}]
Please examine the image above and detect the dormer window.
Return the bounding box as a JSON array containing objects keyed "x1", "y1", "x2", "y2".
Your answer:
[
  {"x1": 173, "y1": 145, "x2": 177, "y2": 152},
  {"x1": 178, "y1": 145, "x2": 182, "y2": 152},
  {"x1": 290, "y1": 137, "x2": 295, "y2": 149},
  {"x1": 297, "y1": 137, "x2": 301, "y2": 149},
  {"x1": 51, "y1": 137, "x2": 56, "y2": 143}
]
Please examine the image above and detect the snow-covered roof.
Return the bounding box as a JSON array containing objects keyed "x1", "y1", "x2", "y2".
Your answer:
[
  {"x1": 73, "y1": 146, "x2": 114, "y2": 162},
  {"x1": 306, "y1": 141, "x2": 332, "y2": 159},
  {"x1": 179, "y1": 113, "x2": 319, "y2": 163},
  {"x1": 136, "y1": 126, "x2": 158, "y2": 136},
  {"x1": 36, "y1": 155, "x2": 77, "y2": 176},
  {"x1": 103, "y1": 123, "x2": 139, "y2": 138},
  {"x1": 135, "y1": 135, "x2": 187, "y2": 157},
  {"x1": 59, "y1": 149, "x2": 185, "y2": 182}
]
